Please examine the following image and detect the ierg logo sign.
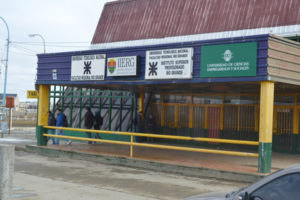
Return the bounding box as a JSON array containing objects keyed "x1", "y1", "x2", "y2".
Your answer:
[{"x1": 222, "y1": 50, "x2": 233, "y2": 62}]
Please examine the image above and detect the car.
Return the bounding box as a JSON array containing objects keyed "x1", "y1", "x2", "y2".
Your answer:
[{"x1": 185, "y1": 163, "x2": 300, "y2": 200}]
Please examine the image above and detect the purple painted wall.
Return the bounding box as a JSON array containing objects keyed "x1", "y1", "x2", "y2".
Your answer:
[{"x1": 36, "y1": 34, "x2": 268, "y2": 86}]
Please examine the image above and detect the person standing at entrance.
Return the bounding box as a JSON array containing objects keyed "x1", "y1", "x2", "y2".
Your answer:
[
  {"x1": 94, "y1": 110, "x2": 103, "y2": 140},
  {"x1": 84, "y1": 107, "x2": 95, "y2": 144},
  {"x1": 146, "y1": 113, "x2": 156, "y2": 142},
  {"x1": 135, "y1": 111, "x2": 145, "y2": 142},
  {"x1": 55, "y1": 108, "x2": 72, "y2": 145},
  {"x1": 47, "y1": 111, "x2": 56, "y2": 144}
]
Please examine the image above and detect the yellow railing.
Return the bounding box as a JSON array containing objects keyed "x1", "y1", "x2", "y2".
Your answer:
[{"x1": 43, "y1": 126, "x2": 259, "y2": 158}]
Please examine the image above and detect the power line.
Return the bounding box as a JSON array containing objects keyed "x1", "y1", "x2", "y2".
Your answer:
[
  {"x1": 10, "y1": 41, "x2": 91, "y2": 48},
  {"x1": 11, "y1": 41, "x2": 91, "y2": 44},
  {"x1": 9, "y1": 51, "x2": 36, "y2": 57},
  {"x1": 10, "y1": 43, "x2": 38, "y2": 54},
  {"x1": 3, "y1": 44, "x2": 36, "y2": 56}
]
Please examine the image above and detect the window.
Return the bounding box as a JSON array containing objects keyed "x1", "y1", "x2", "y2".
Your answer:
[
  {"x1": 193, "y1": 96, "x2": 222, "y2": 104},
  {"x1": 274, "y1": 96, "x2": 294, "y2": 105},
  {"x1": 224, "y1": 96, "x2": 255, "y2": 105},
  {"x1": 251, "y1": 173, "x2": 300, "y2": 200},
  {"x1": 163, "y1": 95, "x2": 191, "y2": 104},
  {"x1": 152, "y1": 94, "x2": 161, "y2": 103}
]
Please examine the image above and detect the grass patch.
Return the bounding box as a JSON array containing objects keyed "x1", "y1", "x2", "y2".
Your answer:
[{"x1": 12, "y1": 120, "x2": 36, "y2": 127}]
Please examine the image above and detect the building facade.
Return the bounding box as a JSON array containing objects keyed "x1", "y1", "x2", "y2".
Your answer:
[{"x1": 35, "y1": 0, "x2": 300, "y2": 173}]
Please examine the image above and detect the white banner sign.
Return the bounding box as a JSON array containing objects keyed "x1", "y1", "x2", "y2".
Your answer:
[
  {"x1": 107, "y1": 56, "x2": 137, "y2": 76},
  {"x1": 145, "y1": 48, "x2": 193, "y2": 80},
  {"x1": 71, "y1": 54, "x2": 106, "y2": 81}
]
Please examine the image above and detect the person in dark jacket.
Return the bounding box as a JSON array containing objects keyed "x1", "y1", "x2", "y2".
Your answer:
[
  {"x1": 84, "y1": 107, "x2": 95, "y2": 144},
  {"x1": 55, "y1": 108, "x2": 72, "y2": 145},
  {"x1": 146, "y1": 114, "x2": 156, "y2": 133},
  {"x1": 94, "y1": 110, "x2": 103, "y2": 140},
  {"x1": 47, "y1": 111, "x2": 56, "y2": 144},
  {"x1": 146, "y1": 113, "x2": 156, "y2": 142},
  {"x1": 135, "y1": 111, "x2": 145, "y2": 142}
]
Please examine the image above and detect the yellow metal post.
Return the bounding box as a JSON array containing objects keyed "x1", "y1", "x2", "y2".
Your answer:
[
  {"x1": 138, "y1": 92, "x2": 144, "y2": 114},
  {"x1": 293, "y1": 95, "x2": 298, "y2": 153},
  {"x1": 130, "y1": 135, "x2": 133, "y2": 157},
  {"x1": 37, "y1": 84, "x2": 50, "y2": 146},
  {"x1": 204, "y1": 106, "x2": 208, "y2": 129},
  {"x1": 189, "y1": 95, "x2": 193, "y2": 128},
  {"x1": 161, "y1": 94, "x2": 165, "y2": 126},
  {"x1": 189, "y1": 95, "x2": 194, "y2": 136},
  {"x1": 293, "y1": 95, "x2": 298, "y2": 134},
  {"x1": 237, "y1": 104, "x2": 240, "y2": 131},
  {"x1": 175, "y1": 105, "x2": 178, "y2": 128},
  {"x1": 258, "y1": 81, "x2": 274, "y2": 173},
  {"x1": 220, "y1": 95, "x2": 224, "y2": 130},
  {"x1": 255, "y1": 95, "x2": 259, "y2": 132},
  {"x1": 273, "y1": 106, "x2": 277, "y2": 133}
]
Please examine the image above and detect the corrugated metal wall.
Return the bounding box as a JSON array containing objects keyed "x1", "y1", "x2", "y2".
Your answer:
[{"x1": 268, "y1": 35, "x2": 300, "y2": 85}]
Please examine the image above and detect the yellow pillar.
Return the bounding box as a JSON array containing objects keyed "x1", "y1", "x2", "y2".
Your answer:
[
  {"x1": 138, "y1": 92, "x2": 144, "y2": 120},
  {"x1": 254, "y1": 95, "x2": 259, "y2": 132},
  {"x1": 175, "y1": 105, "x2": 178, "y2": 128},
  {"x1": 204, "y1": 106, "x2": 208, "y2": 129},
  {"x1": 258, "y1": 81, "x2": 274, "y2": 173},
  {"x1": 293, "y1": 95, "x2": 298, "y2": 134},
  {"x1": 38, "y1": 85, "x2": 50, "y2": 126},
  {"x1": 189, "y1": 97, "x2": 194, "y2": 137},
  {"x1": 237, "y1": 104, "x2": 240, "y2": 131},
  {"x1": 293, "y1": 95, "x2": 298, "y2": 153},
  {"x1": 220, "y1": 95, "x2": 224, "y2": 130},
  {"x1": 189, "y1": 95, "x2": 194, "y2": 129},
  {"x1": 37, "y1": 84, "x2": 50, "y2": 146}
]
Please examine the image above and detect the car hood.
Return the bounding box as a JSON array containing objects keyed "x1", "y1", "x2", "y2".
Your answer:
[{"x1": 184, "y1": 192, "x2": 227, "y2": 200}]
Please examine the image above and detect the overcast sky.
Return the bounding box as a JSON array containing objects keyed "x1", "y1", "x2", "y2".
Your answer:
[{"x1": 0, "y1": 0, "x2": 114, "y2": 101}]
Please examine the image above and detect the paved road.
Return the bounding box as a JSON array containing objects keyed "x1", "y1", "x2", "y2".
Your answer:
[{"x1": 13, "y1": 151, "x2": 247, "y2": 200}]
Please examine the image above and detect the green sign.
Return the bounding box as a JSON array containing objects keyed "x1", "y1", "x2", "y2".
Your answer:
[{"x1": 200, "y1": 42, "x2": 257, "y2": 78}]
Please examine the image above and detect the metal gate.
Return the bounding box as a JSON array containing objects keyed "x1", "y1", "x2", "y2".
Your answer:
[
  {"x1": 207, "y1": 106, "x2": 221, "y2": 139},
  {"x1": 273, "y1": 106, "x2": 294, "y2": 152},
  {"x1": 49, "y1": 86, "x2": 137, "y2": 133}
]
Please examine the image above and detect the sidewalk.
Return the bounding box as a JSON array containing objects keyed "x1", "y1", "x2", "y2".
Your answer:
[
  {"x1": 26, "y1": 141, "x2": 300, "y2": 182},
  {"x1": 46, "y1": 143, "x2": 300, "y2": 173},
  {"x1": 4, "y1": 128, "x2": 300, "y2": 182}
]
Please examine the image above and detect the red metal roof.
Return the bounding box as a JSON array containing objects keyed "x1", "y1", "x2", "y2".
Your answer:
[{"x1": 92, "y1": 0, "x2": 300, "y2": 44}]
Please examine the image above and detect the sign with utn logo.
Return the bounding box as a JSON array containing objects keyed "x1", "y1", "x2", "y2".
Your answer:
[
  {"x1": 27, "y1": 90, "x2": 38, "y2": 99},
  {"x1": 200, "y1": 42, "x2": 257, "y2": 78},
  {"x1": 145, "y1": 48, "x2": 193, "y2": 80},
  {"x1": 71, "y1": 54, "x2": 106, "y2": 81},
  {"x1": 107, "y1": 56, "x2": 137, "y2": 76}
]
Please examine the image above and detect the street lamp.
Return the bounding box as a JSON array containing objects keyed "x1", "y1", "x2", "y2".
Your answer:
[
  {"x1": 28, "y1": 34, "x2": 46, "y2": 53},
  {"x1": 0, "y1": 17, "x2": 10, "y2": 128}
]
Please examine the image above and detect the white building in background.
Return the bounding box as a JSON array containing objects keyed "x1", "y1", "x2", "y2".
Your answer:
[{"x1": 19, "y1": 101, "x2": 38, "y2": 112}]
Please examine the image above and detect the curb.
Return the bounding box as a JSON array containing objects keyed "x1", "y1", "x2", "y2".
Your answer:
[
  {"x1": 15, "y1": 146, "x2": 27, "y2": 152},
  {"x1": 26, "y1": 145, "x2": 265, "y2": 183}
]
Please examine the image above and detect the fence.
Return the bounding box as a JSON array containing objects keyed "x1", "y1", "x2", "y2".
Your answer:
[
  {"x1": 151, "y1": 94, "x2": 300, "y2": 153},
  {"x1": 43, "y1": 126, "x2": 259, "y2": 158}
]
